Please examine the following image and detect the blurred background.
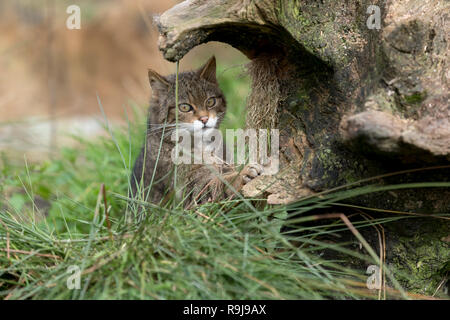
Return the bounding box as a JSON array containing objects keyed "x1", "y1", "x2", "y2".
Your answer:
[{"x1": 0, "y1": 0, "x2": 250, "y2": 162}]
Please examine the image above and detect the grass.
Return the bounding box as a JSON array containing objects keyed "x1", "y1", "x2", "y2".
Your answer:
[
  {"x1": 1, "y1": 116, "x2": 448, "y2": 299},
  {"x1": 0, "y1": 64, "x2": 449, "y2": 300}
]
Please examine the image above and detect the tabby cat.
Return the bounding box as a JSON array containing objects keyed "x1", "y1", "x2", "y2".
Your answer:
[{"x1": 130, "y1": 56, "x2": 261, "y2": 210}]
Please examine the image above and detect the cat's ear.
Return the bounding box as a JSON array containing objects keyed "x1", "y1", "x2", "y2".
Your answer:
[
  {"x1": 197, "y1": 56, "x2": 217, "y2": 83},
  {"x1": 148, "y1": 69, "x2": 170, "y2": 90}
]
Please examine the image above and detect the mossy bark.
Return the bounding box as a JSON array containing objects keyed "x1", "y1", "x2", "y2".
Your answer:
[{"x1": 155, "y1": 0, "x2": 449, "y2": 297}]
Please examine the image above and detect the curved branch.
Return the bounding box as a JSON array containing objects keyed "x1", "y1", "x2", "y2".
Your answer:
[{"x1": 156, "y1": 0, "x2": 281, "y2": 61}]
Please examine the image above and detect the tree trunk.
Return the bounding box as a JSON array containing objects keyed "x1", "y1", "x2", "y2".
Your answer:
[{"x1": 155, "y1": 0, "x2": 450, "y2": 296}]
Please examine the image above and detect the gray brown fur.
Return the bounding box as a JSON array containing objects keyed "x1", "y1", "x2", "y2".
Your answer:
[{"x1": 130, "y1": 57, "x2": 259, "y2": 210}]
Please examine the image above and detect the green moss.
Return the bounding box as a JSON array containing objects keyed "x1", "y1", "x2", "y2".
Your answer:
[
  {"x1": 390, "y1": 222, "x2": 450, "y2": 297},
  {"x1": 404, "y1": 91, "x2": 427, "y2": 105},
  {"x1": 317, "y1": 147, "x2": 344, "y2": 181}
]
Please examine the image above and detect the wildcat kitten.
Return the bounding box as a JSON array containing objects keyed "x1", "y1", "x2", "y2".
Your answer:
[{"x1": 130, "y1": 56, "x2": 261, "y2": 210}]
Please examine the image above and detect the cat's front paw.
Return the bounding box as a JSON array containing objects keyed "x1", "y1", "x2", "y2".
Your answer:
[{"x1": 241, "y1": 164, "x2": 264, "y2": 184}]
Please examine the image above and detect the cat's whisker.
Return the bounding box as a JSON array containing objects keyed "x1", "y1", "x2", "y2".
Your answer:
[
  {"x1": 151, "y1": 122, "x2": 180, "y2": 124},
  {"x1": 148, "y1": 127, "x2": 174, "y2": 135},
  {"x1": 146, "y1": 124, "x2": 181, "y2": 135},
  {"x1": 147, "y1": 124, "x2": 178, "y2": 130},
  {"x1": 147, "y1": 126, "x2": 195, "y2": 139}
]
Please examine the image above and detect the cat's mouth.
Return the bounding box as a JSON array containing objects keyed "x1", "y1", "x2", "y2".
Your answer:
[
  {"x1": 201, "y1": 124, "x2": 216, "y2": 129},
  {"x1": 190, "y1": 118, "x2": 219, "y2": 131},
  {"x1": 192, "y1": 125, "x2": 218, "y2": 133},
  {"x1": 176, "y1": 123, "x2": 217, "y2": 134}
]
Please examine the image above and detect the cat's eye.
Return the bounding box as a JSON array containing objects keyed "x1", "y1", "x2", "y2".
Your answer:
[
  {"x1": 206, "y1": 97, "x2": 217, "y2": 109},
  {"x1": 179, "y1": 103, "x2": 193, "y2": 112}
]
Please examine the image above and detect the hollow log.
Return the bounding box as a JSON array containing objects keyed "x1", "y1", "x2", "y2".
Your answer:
[{"x1": 155, "y1": 0, "x2": 450, "y2": 296}]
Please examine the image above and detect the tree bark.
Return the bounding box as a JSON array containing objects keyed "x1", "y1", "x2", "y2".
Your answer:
[{"x1": 155, "y1": 0, "x2": 450, "y2": 296}]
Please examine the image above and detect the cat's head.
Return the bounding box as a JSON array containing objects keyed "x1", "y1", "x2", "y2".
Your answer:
[{"x1": 147, "y1": 56, "x2": 226, "y2": 134}]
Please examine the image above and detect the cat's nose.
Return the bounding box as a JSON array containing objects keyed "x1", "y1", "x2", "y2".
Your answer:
[{"x1": 199, "y1": 116, "x2": 209, "y2": 124}]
